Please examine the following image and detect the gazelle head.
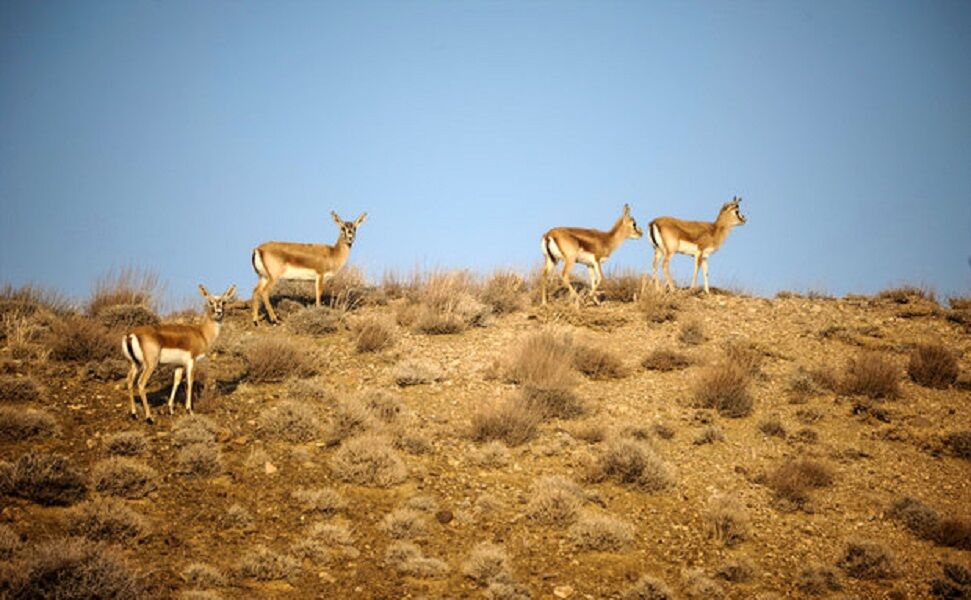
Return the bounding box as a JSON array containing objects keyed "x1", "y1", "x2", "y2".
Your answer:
[
  {"x1": 720, "y1": 196, "x2": 746, "y2": 226},
  {"x1": 198, "y1": 284, "x2": 237, "y2": 322},
  {"x1": 619, "y1": 203, "x2": 644, "y2": 239},
  {"x1": 331, "y1": 211, "x2": 368, "y2": 247}
]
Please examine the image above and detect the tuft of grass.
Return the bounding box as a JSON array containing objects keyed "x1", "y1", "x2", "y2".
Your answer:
[
  {"x1": 384, "y1": 541, "x2": 449, "y2": 578},
  {"x1": 599, "y1": 269, "x2": 642, "y2": 303},
  {"x1": 641, "y1": 350, "x2": 691, "y2": 372},
  {"x1": 1, "y1": 450, "x2": 87, "y2": 506},
  {"x1": 0, "y1": 407, "x2": 58, "y2": 441},
  {"x1": 393, "y1": 358, "x2": 443, "y2": 386},
  {"x1": 796, "y1": 564, "x2": 842, "y2": 595},
  {"x1": 572, "y1": 343, "x2": 628, "y2": 379},
  {"x1": 878, "y1": 285, "x2": 935, "y2": 304},
  {"x1": 764, "y1": 458, "x2": 833, "y2": 509},
  {"x1": 221, "y1": 504, "x2": 253, "y2": 529},
  {"x1": 49, "y1": 316, "x2": 116, "y2": 362},
  {"x1": 2, "y1": 536, "x2": 146, "y2": 598},
  {"x1": 353, "y1": 317, "x2": 396, "y2": 352},
  {"x1": 244, "y1": 337, "x2": 315, "y2": 383},
  {"x1": 841, "y1": 352, "x2": 899, "y2": 399},
  {"x1": 944, "y1": 431, "x2": 971, "y2": 460},
  {"x1": 361, "y1": 389, "x2": 402, "y2": 423},
  {"x1": 0, "y1": 376, "x2": 41, "y2": 402},
  {"x1": 96, "y1": 304, "x2": 159, "y2": 330},
  {"x1": 622, "y1": 575, "x2": 676, "y2": 600},
  {"x1": 503, "y1": 330, "x2": 576, "y2": 388},
  {"x1": 258, "y1": 400, "x2": 321, "y2": 443},
  {"x1": 678, "y1": 320, "x2": 706, "y2": 345},
  {"x1": 291, "y1": 521, "x2": 358, "y2": 562},
  {"x1": 715, "y1": 557, "x2": 755, "y2": 583},
  {"x1": 65, "y1": 498, "x2": 148, "y2": 542},
  {"x1": 287, "y1": 306, "x2": 342, "y2": 336},
  {"x1": 0, "y1": 283, "x2": 71, "y2": 316},
  {"x1": 172, "y1": 414, "x2": 220, "y2": 447},
  {"x1": 907, "y1": 344, "x2": 959, "y2": 389},
  {"x1": 237, "y1": 545, "x2": 300, "y2": 581},
  {"x1": 88, "y1": 267, "x2": 160, "y2": 316},
  {"x1": 636, "y1": 288, "x2": 677, "y2": 323},
  {"x1": 888, "y1": 496, "x2": 971, "y2": 550},
  {"x1": 470, "y1": 398, "x2": 541, "y2": 446},
  {"x1": 525, "y1": 476, "x2": 584, "y2": 527},
  {"x1": 380, "y1": 508, "x2": 428, "y2": 539},
  {"x1": 693, "y1": 362, "x2": 752, "y2": 418},
  {"x1": 462, "y1": 542, "x2": 513, "y2": 587},
  {"x1": 323, "y1": 396, "x2": 373, "y2": 447},
  {"x1": 413, "y1": 308, "x2": 467, "y2": 335},
  {"x1": 181, "y1": 563, "x2": 225, "y2": 588},
  {"x1": 585, "y1": 437, "x2": 675, "y2": 492},
  {"x1": 836, "y1": 540, "x2": 897, "y2": 580},
  {"x1": 681, "y1": 568, "x2": 724, "y2": 599},
  {"x1": 0, "y1": 524, "x2": 22, "y2": 560},
  {"x1": 758, "y1": 418, "x2": 786, "y2": 438},
  {"x1": 723, "y1": 340, "x2": 764, "y2": 375},
  {"x1": 473, "y1": 441, "x2": 510, "y2": 468},
  {"x1": 330, "y1": 434, "x2": 407, "y2": 487},
  {"x1": 704, "y1": 494, "x2": 750, "y2": 546},
  {"x1": 569, "y1": 511, "x2": 634, "y2": 551},
  {"x1": 693, "y1": 426, "x2": 724, "y2": 445},
  {"x1": 90, "y1": 457, "x2": 158, "y2": 499},
  {"x1": 103, "y1": 431, "x2": 148, "y2": 456},
  {"x1": 480, "y1": 271, "x2": 527, "y2": 314},
  {"x1": 292, "y1": 487, "x2": 345, "y2": 514},
  {"x1": 520, "y1": 385, "x2": 584, "y2": 420},
  {"x1": 176, "y1": 444, "x2": 222, "y2": 478}
]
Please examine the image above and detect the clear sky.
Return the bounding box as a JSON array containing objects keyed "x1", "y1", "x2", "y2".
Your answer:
[{"x1": 1, "y1": 1, "x2": 969, "y2": 305}]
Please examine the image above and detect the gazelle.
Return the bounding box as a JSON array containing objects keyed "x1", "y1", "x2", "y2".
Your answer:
[
  {"x1": 540, "y1": 204, "x2": 643, "y2": 306},
  {"x1": 122, "y1": 284, "x2": 236, "y2": 424},
  {"x1": 251, "y1": 211, "x2": 367, "y2": 325},
  {"x1": 644, "y1": 196, "x2": 746, "y2": 294}
]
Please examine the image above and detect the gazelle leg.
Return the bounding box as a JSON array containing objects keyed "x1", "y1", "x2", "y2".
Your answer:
[
  {"x1": 560, "y1": 258, "x2": 580, "y2": 306},
  {"x1": 662, "y1": 254, "x2": 676, "y2": 292},
  {"x1": 261, "y1": 277, "x2": 279, "y2": 323},
  {"x1": 653, "y1": 248, "x2": 664, "y2": 292},
  {"x1": 541, "y1": 257, "x2": 554, "y2": 305},
  {"x1": 252, "y1": 278, "x2": 266, "y2": 325},
  {"x1": 314, "y1": 274, "x2": 323, "y2": 307},
  {"x1": 126, "y1": 362, "x2": 139, "y2": 419},
  {"x1": 185, "y1": 361, "x2": 195, "y2": 414},
  {"x1": 167, "y1": 367, "x2": 184, "y2": 415},
  {"x1": 136, "y1": 361, "x2": 157, "y2": 424},
  {"x1": 590, "y1": 262, "x2": 604, "y2": 305},
  {"x1": 702, "y1": 257, "x2": 710, "y2": 294},
  {"x1": 690, "y1": 253, "x2": 701, "y2": 289}
]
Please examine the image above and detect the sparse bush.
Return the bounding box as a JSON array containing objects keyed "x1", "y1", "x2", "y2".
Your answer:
[
  {"x1": 724, "y1": 340, "x2": 764, "y2": 375},
  {"x1": 637, "y1": 289, "x2": 677, "y2": 323},
  {"x1": 462, "y1": 542, "x2": 512, "y2": 586},
  {"x1": 682, "y1": 568, "x2": 724, "y2": 599},
  {"x1": 292, "y1": 487, "x2": 345, "y2": 514},
  {"x1": 678, "y1": 320, "x2": 706, "y2": 345},
  {"x1": 361, "y1": 389, "x2": 403, "y2": 423},
  {"x1": 384, "y1": 541, "x2": 449, "y2": 578},
  {"x1": 470, "y1": 399, "x2": 541, "y2": 446},
  {"x1": 182, "y1": 563, "x2": 225, "y2": 588},
  {"x1": 91, "y1": 457, "x2": 158, "y2": 499},
  {"x1": 652, "y1": 423, "x2": 675, "y2": 440},
  {"x1": 287, "y1": 306, "x2": 342, "y2": 336},
  {"x1": 569, "y1": 511, "x2": 634, "y2": 551},
  {"x1": 504, "y1": 330, "x2": 575, "y2": 388},
  {"x1": 641, "y1": 350, "x2": 690, "y2": 372},
  {"x1": 693, "y1": 426, "x2": 724, "y2": 445},
  {"x1": 258, "y1": 400, "x2": 320, "y2": 442},
  {"x1": 484, "y1": 580, "x2": 531, "y2": 600},
  {"x1": 103, "y1": 431, "x2": 148, "y2": 456},
  {"x1": 65, "y1": 498, "x2": 147, "y2": 542},
  {"x1": 704, "y1": 494, "x2": 749, "y2": 546},
  {"x1": 481, "y1": 271, "x2": 527, "y2": 314},
  {"x1": 324, "y1": 397, "x2": 373, "y2": 446},
  {"x1": 221, "y1": 504, "x2": 253, "y2": 529},
  {"x1": 797, "y1": 564, "x2": 842, "y2": 595},
  {"x1": 0, "y1": 376, "x2": 40, "y2": 402},
  {"x1": 573, "y1": 343, "x2": 628, "y2": 379},
  {"x1": 474, "y1": 441, "x2": 510, "y2": 468},
  {"x1": 0, "y1": 407, "x2": 58, "y2": 441},
  {"x1": 693, "y1": 362, "x2": 752, "y2": 418},
  {"x1": 715, "y1": 557, "x2": 755, "y2": 583},
  {"x1": 291, "y1": 521, "x2": 358, "y2": 562},
  {"x1": 88, "y1": 267, "x2": 160, "y2": 317},
  {"x1": 1, "y1": 450, "x2": 86, "y2": 506},
  {"x1": 878, "y1": 285, "x2": 935, "y2": 304},
  {"x1": 764, "y1": 458, "x2": 833, "y2": 509},
  {"x1": 520, "y1": 385, "x2": 584, "y2": 420},
  {"x1": 888, "y1": 496, "x2": 940, "y2": 538},
  {"x1": 353, "y1": 317, "x2": 396, "y2": 352},
  {"x1": 380, "y1": 508, "x2": 428, "y2": 539},
  {"x1": 49, "y1": 316, "x2": 116, "y2": 362},
  {"x1": 237, "y1": 545, "x2": 299, "y2": 581},
  {"x1": 393, "y1": 358, "x2": 443, "y2": 386},
  {"x1": 572, "y1": 422, "x2": 607, "y2": 444},
  {"x1": 0, "y1": 525, "x2": 22, "y2": 559},
  {"x1": 936, "y1": 518, "x2": 971, "y2": 550},
  {"x1": 623, "y1": 575, "x2": 676, "y2": 600},
  {"x1": 836, "y1": 540, "x2": 897, "y2": 580},
  {"x1": 0, "y1": 283, "x2": 70, "y2": 317},
  {"x1": 908, "y1": 344, "x2": 959, "y2": 389},
  {"x1": 414, "y1": 307, "x2": 467, "y2": 335},
  {"x1": 758, "y1": 418, "x2": 786, "y2": 438},
  {"x1": 330, "y1": 434, "x2": 407, "y2": 487},
  {"x1": 944, "y1": 431, "x2": 971, "y2": 460},
  {"x1": 177, "y1": 444, "x2": 222, "y2": 477},
  {"x1": 585, "y1": 437, "x2": 674, "y2": 492},
  {"x1": 598, "y1": 270, "x2": 641, "y2": 303},
  {"x1": 526, "y1": 476, "x2": 583, "y2": 527},
  {"x1": 2, "y1": 536, "x2": 146, "y2": 599},
  {"x1": 244, "y1": 337, "x2": 315, "y2": 383},
  {"x1": 96, "y1": 304, "x2": 159, "y2": 329},
  {"x1": 841, "y1": 352, "x2": 899, "y2": 399},
  {"x1": 172, "y1": 414, "x2": 220, "y2": 447}
]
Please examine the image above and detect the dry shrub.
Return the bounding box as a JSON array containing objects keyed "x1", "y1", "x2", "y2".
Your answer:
[
  {"x1": 292, "y1": 522, "x2": 358, "y2": 562},
  {"x1": 292, "y1": 487, "x2": 345, "y2": 514},
  {"x1": 889, "y1": 497, "x2": 971, "y2": 550},
  {"x1": 258, "y1": 400, "x2": 320, "y2": 442},
  {"x1": 641, "y1": 350, "x2": 690, "y2": 372},
  {"x1": 221, "y1": 504, "x2": 253, "y2": 529},
  {"x1": 2, "y1": 537, "x2": 146, "y2": 599},
  {"x1": 413, "y1": 308, "x2": 467, "y2": 335},
  {"x1": 353, "y1": 317, "x2": 396, "y2": 352},
  {"x1": 503, "y1": 330, "x2": 575, "y2": 388},
  {"x1": 525, "y1": 476, "x2": 583, "y2": 526},
  {"x1": 330, "y1": 434, "x2": 407, "y2": 487},
  {"x1": 484, "y1": 579, "x2": 531, "y2": 600},
  {"x1": 0, "y1": 407, "x2": 58, "y2": 441},
  {"x1": 49, "y1": 316, "x2": 116, "y2": 362},
  {"x1": 682, "y1": 568, "x2": 724, "y2": 599},
  {"x1": 177, "y1": 444, "x2": 222, "y2": 478},
  {"x1": 324, "y1": 396, "x2": 373, "y2": 447},
  {"x1": 637, "y1": 288, "x2": 677, "y2": 323},
  {"x1": 65, "y1": 498, "x2": 147, "y2": 542},
  {"x1": 931, "y1": 563, "x2": 971, "y2": 599},
  {"x1": 384, "y1": 541, "x2": 449, "y2": 578},
  {"x1": 394, "y1": 428, "x2": 433, "y2": 455},
  {"x1": 481, "y1": 271, "x2": 527, "y2": 314},
  {"x1": 88, "y1": 267, "x2": 160, "y2": 316},
  {"x1": 936, "y1": 518, "x2": 971, "y2": 550},
  {"x1": 764, "y1": 459, "x2": 833, "y2": 509},
  {"x1": 788, "y1": 368, "x2": 819, "y2": 402},
  {"x1": 652, "y1": 423, "x2": 675, "y2": 440},
  {"x1": 237, "y1": 545, "x2": 299, "y2": 581},
  {"x1": 704, "y1": 494, "x2": 749, "y2": 546},
  {"x1": 715, "y1": 557, "x2": 755, "y2": 583},
  {"x1": 181, "y1": 563, "x2": 225, "y2": 588},
  {"x1": 599, "y1": 269, "x2": 641, "y2": 303},
  {"x1": 0, "y1": 283, "x2": 71, "y2": 316},
  {"x1": 623, "y1": 575, "x2": 676, "y2": 600},
  {"x1": 758, "y1": 418, "x2": 786, "y2": 438},
  {"x1": 678, "y1": 320, "x2": 706, "y2": 345},
  {"x1": 841, "y1": 352, "x2": 899, "y2": 399},
  {"x1": 470, "y1": 398, "x2": 541, "y2": 446},
  {"x1": 380, "y1": 508, "x2": 428, "y2": 539},
  {"x1": 908, "y1": 344, "x2": 959, "y2": 389},
  {"x1": 96, "y1": 304, "x2": 159, "y2": 329},
  {"x1": 0, "y1": 376, "x2": 40, "y2": 402},
  {"x1": 572, "y1": 422, "x2": 607, "y2": 444},
  {"x1": 244, "y1": 337, "x2": 315, "y2": 383},
  {"x1": 693, "y1": 362, "x2": 752, "y2": 418},
  {"x1": 462, "y1": 542, "x2": 512, "y2": 586},
  {"x1": 474, "y1": 441, "x2": 510, "y2": 468},
  {"x1": 104, "y1": 431, "x2": 148, "y2": 456},
  {"x1": 573, "y1": 343, "x2": 628, "y2": 379},
  {"x1": 944, "y1": 431, "x2": 971, "y2": 460},
  {"x1": 0, "y1": 450, "x2": 86, "y2": 506},
  {"x1": 0, "y1": 525, "x2": 21, "y2": 560},
  {"x1": 836, "y1": 540, "x2": 897, "y2": 580},
  {"x1": 411, "y1": 271, "x2": 491, "y2": 332},
  {"x1": 361, "y1": 389, "x2": 403, "y2": 423},
  {"x1": 91, "y1": 457, "x2": 158, "y2": 499},
  {"x1": 569, "y1": 511, "x2": 634, "y2": 551},
  {"x1": 585, "y1": 437, "x2": 674, "y2": 492},
  {"x1": 393, "y1": 358, "x2": 443, "y2": 386},
  {"x1": 287, "y1": 306, "x2": 342, "y2": 336},
  {"x1": 797, "y1": 564, "x2": 842, "y2": 595},
  {"x1": 724, "y1": 340, "x2": 764, "y2": 375},
  {"x1": 172, "y1": 414, "x2": 220, "y2": 447},
  {"x1": 878, "y1": 285, "x2": 935, "y2": 304},
  {"x1": 520, "y1": 385, "x2": 584, "y2": 420},
  {"x1": 693, "y1": 425, "x2": 724, "y2": 445}
]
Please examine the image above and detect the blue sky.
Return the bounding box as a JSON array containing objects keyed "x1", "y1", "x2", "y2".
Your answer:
[{"x1": 1, "y1": 1, "x2": 969, "y2": 304}]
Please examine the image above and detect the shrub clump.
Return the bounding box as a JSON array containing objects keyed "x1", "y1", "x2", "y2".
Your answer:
[
  {"x1": 0, "y1": 524, "x2": 22, "y2": 560},
  {"x1": 291, "y1": 522, "x2": 358, "y2": 563},
  {"x1": 384, "y1": 541, "x2": 449, "y2": 578},
  {"x1": 572, "y1": 343, "x2": 628, "y2": 380},
  {"x1": 181, "y1": 563, "x2": 225, "y2": 588},
  {"x1": 49, "y1": 317, "x2": 116, "y2": 362},
  {"x1": 103, "y1": 431, "x2": 148, "y2": 456},
  {"x1": 693, "y1": 362, "x2": 752, "y2": 418},
  {"x1": 796, "y1": 564, "x2": 842, "y2": 595},
  {"x1": 462, "y1": 542, "x2": 513, "y2": 587},
  {"x1": 0, "y1": 376, "x2": 41, "y2": 402},
  {"x1": 323, "y1": 397, "x2": 373, "y2": 447},
  {"x1": 836, "y1": 540, "x2": 897, "y2": 580},
  {"x1": 172, "y1": 414, "x2": 221, "y2": 447},
  {"x1": 503, "y1": 330, "x2": 575, "y2": 388},
  {"x1": 678, "y1": 320, "x2": 706, "y2": 345},
  {"x1": 641, "y1": 350, "x2": 691, "y2": 372},
  {"x1": 764, "y1": 458, "x2": 833, "y2": 509},
  {"x1": 96, "y1": 304, "x2": 159, "y2": 329},
  {"x1": 480, "y1": 271, "x2": 527, "y2": 314},
  {"x1": 907, "y1": 344, "x2": 959, "y2": 389},
  {"x1": 0, "y1": 407, "x2": 58, "y2": 441},
  {"x1": 758, "y1": 418, "x2": 786, "y2": 438},
  {"x1": 258, "y1": 400, "x2": 321, "y2": 443},
  {"x1": 90, "y1": 457, "x2": 158, "y2": 499},
  {"x1": 237, "y1": 545, "x2": 300, "y2": 581},
  {"x1": 569, "y1": 511, "x2": 634, "y2": 551},
  {"x1": 87, "y1": 267, "x2": 160, "y2": 317},
  {"x1": 470, "y1": 399, "x2": 541, "y2": 447},
  {"x1": 330, "y1": 434, "x2": 407, "y2": 487},
  {"x1": 473, "y1": 441, "x2": 510, "y2": 468},
  {"x1": 287, "y1": 306, "x2": 342, "y2": 336},
  {"x1": 244, "y1": 337, "x2": 315, "y2": 383},
  {"x1": 176, "y1": 444, "x2": 222, "y2": 478},
  {"x1": 888, "y1": 496, "x2": 971, "y2": 550},
  {"x1": 704, "y1": 493, "x2": 749, "y2": 546},
  {"x1": 380, "y1": 508, "x2": 428, "y2": 540},
  {"x1": 292, "y1": 487, "x2": 345, "y2": 515},
  {"x1": 65, "y1": 498, "x2": 147, "y2": 542},
  {"x1": 585, "y1": 438, "x2": 675, "y2": 492},
  {"x1": 353, "y1": 318, "x2": 396, "y2": 352},
  {"x1": 0, "y1": 450, "x2": 87, "y2": 506},
  {"x1": 622, "y1": 575, "x2": 676, "y2": 600},
  {"x1": 841, "y1": 352, "x2": 899, "y2": 399},
  {"x1": 393, "y1": 358, "x2": 444, "y2": 386},
  {"x1": 525, "y1": 476, "x2": 584, "y2": 527},
  {"x1": 520, "y1": 385, "x2": 584, "y2": 420},
  {"x1": 944, "y1": 431, "x2": 971, "y2": 460}
]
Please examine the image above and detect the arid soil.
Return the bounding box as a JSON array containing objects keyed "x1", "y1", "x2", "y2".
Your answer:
[{"x1": 1, "y1": 278, "x2": 969, "y2": 599}]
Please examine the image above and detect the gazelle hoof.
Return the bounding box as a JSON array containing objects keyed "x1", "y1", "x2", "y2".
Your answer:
[
  {"x1": 130, "y1": 412, "x2": 138, "y2": 420},
  {"x1": 146, "y1": 417, "x2": 155, "y2": 426}
]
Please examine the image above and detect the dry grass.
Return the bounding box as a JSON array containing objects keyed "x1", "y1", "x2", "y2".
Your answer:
[
  {"x1": 473, "y1": 441, "x2": 511, "y2": 468},
  {"x1": 176, "y1": 444, "x2": 222, "y2": 478},
  {"x1": 585, "y1": 437, "x2": 675, "y2": 492},
  {"x1": 758, "y1": 418, "x2": 787, "y2": 438},
  {"x1": 841, "y1": 352, "x2": 900, "y2": 399},
  {"x1": 888, "y1": 496, "x2": 971, "y2": 550},
  {"x1": 520, "y1": 385, "x2": 584, "y2": 420},
  {"x1": 330, "y1": 434, "x2": 407, "y2": 487},
  {"x1": 764, "y1": 458, "x2": 833, "y2": 509},
  {"x1": 678, "y1": 320, "x2": 706, "y2": 345},
  {"x1": 287, "y1": 306, "x2": 343, "y2": 336},
  {"x1": 0, "y1": 282, "x2": 71, "y2": 316},
  {"x1": 641, "y1": 350, "x2": 691, "y2": 372},
  {"x1": 693, "y1": 425, "x2": 724, "y2": 445},
  {"x1": 292, "y1": 487, "x2": 345, "y2": 514},
  {"x1": 907, "y1": 344, "x2": 959, "y2": 389},
  {"x1": 221, "y1": 504, "x2": 253, "y2": 529},
  {"x1": 470, "y1": 398, "x2": 541, "y2": 446},
  {"x1": 353, "y1": 317, "x2": 396, "y2": 352},
  {"x1": 393, "y1": 358, "x2": 444, "y2": 386},
  {"x1": 836, "y1": 540, "x2": 897, "y2": 580},
  {"x1": 103, "y1": 431, "x2": 148, "y2": 456},
  {"x1": 244, "y1": 336, "x2": 316, "y2": 383},
  {"x1": 0, "y1": 407, "x2": 58, "y2": 441},
  {"x1": 258, "y1": 400, "x2": 321, "y2": 442},
  {"x1": 172, "y1": 414, "x2": 220, "y2": 447},
  {"x1": 0, "y1": 450, "x2": 87, "y2": 506},
  {"x1": 360, "y1": 389, "x2": 403, "y2": 423},
  {"x1": 237, "y1": 545, "x2": 300, "y2": 581},
  {"x1": 723, "y1": 339, "x2": 764, "y2": 375},
  {"x1": 88, "y1": 267, "x2": 161, "y2": 316},
  {"x1": 569, "y1": 511, "x2": 634, "y2": 551},
  {"x1": 622, "y1": 575, "x2": 676, "y2": 600},
  {"x1": 96, "y1": 304, "x2": 159, "y2": 329},
  {"x1": 49, "y1": 316, "x2": 116, "y2": 362},
  {"x1": 480, "y1": 271, "x2": 527, "y2": 314},
  {"x1": 0, "y1": 375, "x2": 41, "y2": 402},
  {"x1": 572, "y1": 343, "x2": 628, "y2": 379},
  {"x1": 525, "y1": 476, "x2": 584, "y2": 527},
  {"x1": 796, "y1": 564, "x2": 842, "y2": 595},
  {"x1": 944, "y1": 430, "x2": 971, "y2": 460},
  {"x1": 323, "y1": 396, "x2": 373, "y2": 446},
  {"x1": 65, "y1": 498, "x2": 148, "y2": 542},
  {"x1": 597, "y1": 269, "x2": 641, "y2": 303},
  {"x1": 636, "y1": 288, "x2": 677, "y2": 323},
  {"x1": 715, "y1": 557, "x2": 755, "y2": 583},
  {"x1": 91, "y1": 457, "x2": 159, "y2": 499},
  {"x1": 291, "y1": 521, "x2": 359, "y2": 562},
  {"x1": 181, "y1": 563, "x2": 226, "y2": 588},
  {"x1": 503, "y1": 329, "x2": 575, "y2": 388},
  {"x1": 693, "y1": 362, "x2": 752, "y2": 418},
  {"x1": 462, "y1": 542, "x2": 512, "y2": 586},
  {"x1": 682, "y1": 568, "x2": 725, "y2": 599},
  {"x1": 384, "y1": 541, "x2": 449, "y2": 578},
  {"x1": 0, "y1": 524, "x2": 21, "y2": 560},
  {"x1": 380, "y1": 508, "x2": 428, "y2": 539},
  {"x1": 878, "y1": 285, "x2": 935, "y2": 304},
  {"x1": 704, "y1": 493, "x2": 750, "y2": 546}
]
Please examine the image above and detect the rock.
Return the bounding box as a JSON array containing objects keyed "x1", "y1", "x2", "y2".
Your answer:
[
  {"x1": 554, "y1": 585, "x2": 575, "y2": 598},
  {"x1": 435, "y1": 510, "x2": 453, "y2": 524},
  {"x1": 264, "y1": 461, "x2": 278, "y2": 475}
]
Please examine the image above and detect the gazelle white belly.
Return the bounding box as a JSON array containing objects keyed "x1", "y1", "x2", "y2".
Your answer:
[
  {"x1": 159, "y1": 348, "x2": 194, "y2": 367},
  {"x1": 280, "y1": 265, "x2": 320, "y2": 281},
  {"x1": 576, "y1": 250, "x2": 598, "y2": 267}
]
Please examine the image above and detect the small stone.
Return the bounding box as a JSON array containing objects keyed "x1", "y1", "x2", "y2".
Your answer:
[
  {"x1": 233, "y1": 436, "x2": 249, "y2": 445},
  {"x1": 435, "y1": 510, "x2": 453, "y2": 524},
  {"x1": 264, "y1": 461, "x2": 278, "y2": 475},
  {"x1": 554, "y1": 585, "x2": 574, "y2": 598}
]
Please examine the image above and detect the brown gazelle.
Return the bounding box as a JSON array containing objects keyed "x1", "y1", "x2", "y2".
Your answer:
[
  {"x1": 122, "y1": 284, "x2": 236, "y2": 424},
  {"x1": 251, "y1": 211, "x2": 367, "y2": 325},
  {"x1": 540, "y1": 204, "x2": 643, "y2": 306},
  {"x1": 644, "y1": 196, "x2": 746, "y2": 294}
]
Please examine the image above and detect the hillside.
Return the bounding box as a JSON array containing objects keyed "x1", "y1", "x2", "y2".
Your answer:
[{"x1": 0, "y1": 273, "x2": 969, "y2": 599}]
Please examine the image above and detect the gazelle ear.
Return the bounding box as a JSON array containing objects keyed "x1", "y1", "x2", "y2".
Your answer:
[
  {"x1": 198, "y1": 284, "x2": 210, "y2": 298},
  {"x1": 623, "y1": 204, "x2": 631, "y2": 215},
  {"x1": 223, "y1": 284, "x2": 237, "y2": 299},
  {"x1": 331, "y1": 211, "x2": 343, "y2": 225},
  {"x1": 354, "y1": 212, "x2": 368, "y2": 226}
]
